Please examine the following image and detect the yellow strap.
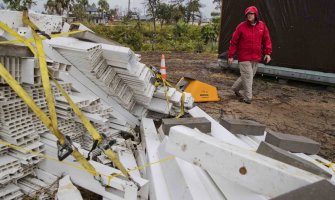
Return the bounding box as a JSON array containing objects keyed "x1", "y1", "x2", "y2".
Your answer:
[
  {"x1": 146, "y1": 66, "x2": 185, "y2": 118},
  {"x1": 326, "y1": 163, "x2": 335, "y2": 168},
  {"x1": 22, "y1": 11, "x2": 101, "y2": 176},
  {"x1": 24, "y1": 18, "x2": 59, "y2": 140},
  {"x1": 163, "y1": 79, "x2": 170, "y2": 111},
  {"x1": 22, "y1": 10, "x2": 39, "y2": 31},
  {"x1": 104, "y1": 149, "x2": 130, "y2": 178},
  {"x1": 0, "y1": 63, "x2": 59, "y2": 138},
  {"x1": 0, "y1": 30, "x2": 86, "y2": 45},
  {"x1": 1, "y1": 11, "x2": 131, "y2": 178},
  {"x1": 0, "y1": 22, "x2": 37, "y2": 56},
  {"x1": 71, "y1": 149, "x2": 98, "y2": 176},
  {"x1": 50, "y1": 75, "x2": 102, "y2": 142},
  {"x1": 127, "y1": 155, "x2": 176, "y2": 173},
  {"x1": 0, "y1": 18, "x2": 63, "y2": 143},
  {"x1": 0, "y1": 139, "x2": 175, "y2": 187},
  {"x1": 23, "y1": 12, "x2": 128, "y2": 177},
  {"x1": 317, "y1": 160, "x2": 335, "y2": 173},
  {"x1": 176, "y1": 92, "x2": 185, "y2": 119},
  {"x1": 51, "y1": 69, "x2": 130, "y2": 178},
  {"x1": 0, "y1": 64, "x2": 99, "y2": 175}
]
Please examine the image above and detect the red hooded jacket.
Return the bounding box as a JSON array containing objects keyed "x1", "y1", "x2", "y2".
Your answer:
[{"x1": 228, "y1": 6, "x2": 272, "y2": 62}]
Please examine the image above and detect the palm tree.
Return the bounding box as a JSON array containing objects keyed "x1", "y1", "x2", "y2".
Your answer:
[
  {"x1": 44, "y1": 0, "x2": 76, "y2": 16},
  {"x1": 186, "y1": 0, "x2": 202, "y2": 24},
  {"x1": 98, "y1": 0, "x2": 109, "y2": 12},
  {"x1": 72, "y1": 0, "x2": 88, "y2": 21},
  {"x1": 45, "y1": 0, "x2": 57, "y2": 14},
  {"x1": 4, "y1": 0, "x2": 36, "y2": 11}
]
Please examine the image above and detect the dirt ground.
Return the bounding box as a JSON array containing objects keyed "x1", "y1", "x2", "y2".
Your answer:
[{"x1": 140, "y1": 51, "x2": 335, "y2": 162}]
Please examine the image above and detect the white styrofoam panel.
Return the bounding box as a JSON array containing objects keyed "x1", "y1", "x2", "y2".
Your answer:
[
  {"x1": 0, "y1": 10, "x2": 63, "y2": 34},
  {"x1": 166, "y1": 126, "x2": 323, "y2": 198},
  {"x1": 147, "y1": 98, "x2": 172, "y2": 115},
  {"x1": 158, "y1": 137, "x2": 225, "y2": 200},
  {"x1": 140, "y1": 118, "x2": 171, "y2": 200}
]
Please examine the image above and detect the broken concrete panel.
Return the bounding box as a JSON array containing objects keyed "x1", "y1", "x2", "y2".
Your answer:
[
  {"x1": 56, "y1": 175, "x2": 83, "y2": 200},
  {"x1": 257, "y1": 142, "x2": 332, "y2": 179},
  {"x1": 162, "y1": 117, "x2": 211, "y2": 135},
  {"x1": 265, "y1": 131, "x2": 320, "y2": 154},
  {"x1": 270, "y1": 180, "x2": 335, "y2": 200},
  {"x1": 220, "y1": 118, "x2": 266, "y2": 136}
]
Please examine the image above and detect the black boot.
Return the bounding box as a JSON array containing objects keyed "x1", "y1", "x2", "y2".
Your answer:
[{"x1": 239, "y1": 99, "x2": 252, "y2": 104}]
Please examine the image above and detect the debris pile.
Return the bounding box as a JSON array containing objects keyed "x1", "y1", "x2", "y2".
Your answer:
[{"x1": 0, "y1": 10, "x2": 334, "y2": 200}]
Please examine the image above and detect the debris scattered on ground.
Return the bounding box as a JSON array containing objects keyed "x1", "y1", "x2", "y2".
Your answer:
[{"x1": 140, "y1": 51, "x2": 335, "y2": 161}]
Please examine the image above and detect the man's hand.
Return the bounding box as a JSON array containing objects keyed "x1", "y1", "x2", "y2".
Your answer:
[
  {"x1": 228, "y1": 58, "x2": 234, "y2": 65},
  {"x1": 264, "y1": 55, "x2": 271, "y2": 64}
]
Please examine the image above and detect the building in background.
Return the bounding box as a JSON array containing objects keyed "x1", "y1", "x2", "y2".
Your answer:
[{"x1": 86, "y1": 3, "x2": 108, "y2": 24}]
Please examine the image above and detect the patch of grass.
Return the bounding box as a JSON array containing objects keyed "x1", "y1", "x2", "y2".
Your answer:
[{"x1": 86, "y1": 20, "x2": 219, "y2": 53}]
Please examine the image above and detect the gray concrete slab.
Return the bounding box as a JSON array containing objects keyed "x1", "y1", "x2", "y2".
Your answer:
[
  {"x1": 270, "y1": 180, "x2": 335, "y2": 200},
  {"x1": 162, "y1": 117, "x2": 211, "y2": 135},
  {"x1": 257, "y1": 142, "x2": 332, "y2": 179},
  {"x1": 265, "y1": 130, "x2": 320, "y2": 154},
  {"x1": 219, "y1": 118, "x2": 266, "y2": 136}
]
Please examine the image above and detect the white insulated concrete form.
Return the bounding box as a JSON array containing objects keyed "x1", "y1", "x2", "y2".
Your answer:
[{"x1": 165, "y1": 126, "x2": 322, "y2": 198}]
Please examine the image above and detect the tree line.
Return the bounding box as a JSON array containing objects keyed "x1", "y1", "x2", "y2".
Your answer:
[
  {"x1": 2, "y1": 0, "x2": 221, "y2": 23},
  {"x1": 2, "y1": 0, "x2": 222, "y2": 53}
]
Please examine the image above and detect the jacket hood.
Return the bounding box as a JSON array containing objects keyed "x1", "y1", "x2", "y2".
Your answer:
[{"x1": 245, "y1": 6, "x2": 259, "y2": 21}]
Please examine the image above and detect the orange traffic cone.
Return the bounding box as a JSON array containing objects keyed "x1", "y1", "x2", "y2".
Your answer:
[{"x1": 160, "y1": 54, "x2": 167, "y2": 80}]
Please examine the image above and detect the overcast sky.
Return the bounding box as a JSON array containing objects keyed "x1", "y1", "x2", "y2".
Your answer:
[{"x1": 17, "y1": 0, "x2": 218, "y2": 18}]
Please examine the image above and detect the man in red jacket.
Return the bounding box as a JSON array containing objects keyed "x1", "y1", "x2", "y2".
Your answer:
[{"x1": 228, "y1": 6, "x2": 272, "y2": 104}]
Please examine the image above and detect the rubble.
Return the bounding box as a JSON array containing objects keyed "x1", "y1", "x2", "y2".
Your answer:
[
  {"x1": 265, "y1": 130, "x2": 321, "y2": 154},
  {"x1": 56, "y1": 175, "x2": 83, "y2": 200},
  {"x1": 162, "y1": 117, "x2": 211, "y2": 135},
  {"x1": 220, "y1": 118, "x2": 266, "y2": 136},
  {"x1": 270, "y1": 180, "x2": 335, "y2": 200},
  {"x1": 0, "y1": 10, "x2": 333, "y2": 200},
  {"x1": 257, "y1": 142, "x2": 332, "y2": 178},
  {"x1": 165, "y1": 125, "x2": 322, "y2": 198}
]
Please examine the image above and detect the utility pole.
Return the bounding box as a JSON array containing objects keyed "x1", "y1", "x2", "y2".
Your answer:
[
  {"x1": 128, "y1": 0, "x2": 131, "y2": 15},
  {"x1": 218, "y1": 0, "x2": 223, "y2": 54}
]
